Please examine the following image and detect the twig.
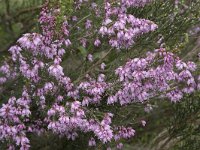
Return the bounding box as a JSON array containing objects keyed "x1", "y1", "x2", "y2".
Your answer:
[
  {"x1": 13, "y1": 0, "x2": 50, "y2": 19},
  {"x1": 70, "y1": 14, "x2": 92, "y2": 31},
  {"x1": 74, "y1": 48, "x2": 113, "y2": 84},
  {"x1": 13, "y1": 6, "x2": 42, "y2": 19}
]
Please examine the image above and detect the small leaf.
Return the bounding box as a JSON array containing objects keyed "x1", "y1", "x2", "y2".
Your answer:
[{"x1": 78, "y1": 46, "x2": 87, "y2": 57}]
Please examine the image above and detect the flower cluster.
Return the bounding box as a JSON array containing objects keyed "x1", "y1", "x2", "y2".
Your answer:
[
  {"x1": 108, "y1": 48, "x2": 197, "y2": 105},
  {"x1": 114, "y1": 126, "x2": 135, "y2": 140},
  {"x1": 0, "y1": 0, "x2": 199, "y2": 150},
  {"x1": 0, "y1": 63, "x2": 12, "y2": 84},
  {"x1": 79, "y1": 74, "x2": 109, "y2": 105},
  {"x1": 0, "y1": 90, "x2": 31, "y2": 149},
  {"x1": 99, "y1": 0, "x2": 157, "y2": 49},
  {"x1": 121, "y1": 0, "x2": 152, "y2": 8}
]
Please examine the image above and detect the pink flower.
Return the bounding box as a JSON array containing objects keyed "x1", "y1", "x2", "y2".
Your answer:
[
  {"x1": 87, "y1": 54, "x2": 93, "y2": 62},
  {"x1": 141, "y1": 120, "x2": 146, "y2": 127},
  {"x1": 85, "y1": 19, "x2": 92, "y2": 29},
  {"x1": 88, "y1": 137, "x2": 96, "y2": 146},
  {"x1": 100, "y1": 63, "x2": 106, "y2": 70},
  {"x1": 48, "y1": 64, "x2": 64, "y2": 78},
  {"x1": 94, "y1": 39, "x2": 101, "y2": 47}
]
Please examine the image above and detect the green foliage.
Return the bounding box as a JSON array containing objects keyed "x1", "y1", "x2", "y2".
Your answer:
[
  {"x1": 168, "y1": 92, "x2": 200, "y2": 150},
  {"x1": 0, "y1": 0, "x2": 43, "y2": 55}
]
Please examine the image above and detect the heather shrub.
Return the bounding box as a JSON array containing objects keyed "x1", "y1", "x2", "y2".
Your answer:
[{"x1": 0, "y1": 0, "x2": 200, "y2": 150}]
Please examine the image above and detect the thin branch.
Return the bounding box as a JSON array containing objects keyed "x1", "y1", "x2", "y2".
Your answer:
[
  {"x1": 74, "y1": 48, "x2": 113, "y2": 84},
  {"x1": 13, "y1": 5, "x2": 43, "y2": 19},
  {"x1": 4, "y1": 0, "x2": 13, "y2": 34},
  {"x1": 13, "y1": 0, "x2": 50, "y2": 19},
  {"x1": 70, "y1": 14, "x2": 92, "y2": 31}
]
